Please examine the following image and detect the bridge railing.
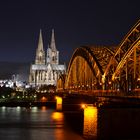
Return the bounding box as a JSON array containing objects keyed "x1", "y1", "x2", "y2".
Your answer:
[
  {"x1": 69, "y1": 89, "x2": 140, "y2": 96},
  {"x1": 66, "y1": 89, "x2": 125, "y2": 97}
]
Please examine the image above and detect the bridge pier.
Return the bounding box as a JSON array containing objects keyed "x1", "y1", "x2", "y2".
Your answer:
[
  {"x1": 61, "y1": 93, "x2": 97, "y2": 111},
  {"x1": 55, "y1": 96, "x2": 62, "y2": 111}
]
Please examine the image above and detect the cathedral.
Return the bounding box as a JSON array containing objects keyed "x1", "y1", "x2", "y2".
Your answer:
[{"x1": 29, "y1": 29, "x2": 66, "y2": 87}]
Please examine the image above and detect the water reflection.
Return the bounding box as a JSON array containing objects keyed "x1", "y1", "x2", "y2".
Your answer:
[
  {"x1": 0, "y1": 107, "x2": 84, "y2": 140},
  {"x1": 1, "y1": 106, "x2": 6, "y2": 112},
  {"x1": 2, "y1": 106, "x2": 140, "y2": 139},
  {"x1": 52, "y1": 112, "x2": 64, "y2": 121},
  {"x1": 83, "y1": 105, "x2": 97, "y2": 139},
  {"x1": 41, "y1": 106, "x2": 47, "y2": 111},
  {"x1": 31, "y1": 107, "x2": 38, "y2": 112},
  {"x1": 98, "y1": 108, "x2": 140, "y2": 139},
  {"x1": 16, "y1": 106, "x2": 21, "y2": 112},
  {"x1": 82, "y1": 106, "x2": 140, "y2": 139}
]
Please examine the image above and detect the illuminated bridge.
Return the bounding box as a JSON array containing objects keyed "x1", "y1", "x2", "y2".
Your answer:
[{"x1": 57, "y1": 20, "x2": 140, "y2": 96}]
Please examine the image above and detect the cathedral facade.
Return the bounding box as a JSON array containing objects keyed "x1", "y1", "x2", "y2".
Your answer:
[{"x1": 29, "y1": 30, "x2": 66, "y2": 87}]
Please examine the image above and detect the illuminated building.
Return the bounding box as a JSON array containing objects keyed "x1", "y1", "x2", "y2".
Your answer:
[{"x1": 29, "y1": 29, "x2": 66, "y2": 87}]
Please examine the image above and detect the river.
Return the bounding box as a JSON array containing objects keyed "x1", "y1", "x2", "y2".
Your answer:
[
  {"x1": 0, "y1": 106, "x2": 84, "y2": 140},
  {"x1": 0, "y1": 106, "x2": 140, "y2": 140}
]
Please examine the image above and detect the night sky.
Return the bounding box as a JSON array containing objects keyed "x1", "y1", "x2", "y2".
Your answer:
[{"x1": 0, "y1": 0, "x2": 139, "y2": 64}]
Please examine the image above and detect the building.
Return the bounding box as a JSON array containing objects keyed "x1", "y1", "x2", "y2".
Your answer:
[{"x1": 29, "y1": 29, "x2": 66, "y2": 87}]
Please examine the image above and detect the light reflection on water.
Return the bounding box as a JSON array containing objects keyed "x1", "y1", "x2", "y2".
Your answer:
[
  {"x1": 0, "y1": 107, "x2": 84, "y2": 140},
  {"x1": 82, "y1": 106, "x2": 140, "y2": 140},
  {"x1": 51, "y1": 112, "x2": 64, "y2": 122},
  {"x1": 1, "y1": 106, "x2": 140, "y2": 140},
  {"x1": 83, "y1": 106, "x2": 97, "y2": 139}
]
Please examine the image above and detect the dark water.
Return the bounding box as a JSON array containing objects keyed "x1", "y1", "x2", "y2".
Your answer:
[
  {"x1": 98, "y1": 107, "x2": 140, "y2": 140},
  {"x1": 0, "y1": 106, "x2": 84, "y2": 140},
  {"x1": 0, "y1": 106, "x2": 140, "y2": 140},
  {"x1": 82, "y1": 106, "x2": 140, "y2": 140}
]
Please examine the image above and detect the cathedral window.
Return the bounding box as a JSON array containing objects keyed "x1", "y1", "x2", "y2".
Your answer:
[
  {"x1": 32, "y1": 75, "x2": 34, "y2": 81},
  {"x1": 52, "y1": 56, "x2": 55, "y2": 61},
  {"x1": 40, "y1": 71, "x2": 42, "y2": 80},
  {"x1": 53, "y1": 71, "x2": 55, "y2": 80},
  {"x1": 49, "y1": 71, "x2": 51, "y2": 80}
]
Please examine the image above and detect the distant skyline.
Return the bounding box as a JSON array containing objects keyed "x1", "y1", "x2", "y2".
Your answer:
[{"x1": 0, "y1": 0, "x2": 139, "y2": 63}]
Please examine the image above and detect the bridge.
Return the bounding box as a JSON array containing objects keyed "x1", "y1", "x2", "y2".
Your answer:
[{"x1": 57, "y1": 20, "x2": 140, "y2": 97}]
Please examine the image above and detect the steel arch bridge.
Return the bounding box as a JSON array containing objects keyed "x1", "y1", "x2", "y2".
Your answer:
[{"x1": 57, "y1": 20, "x2": 140, "y2": 95}]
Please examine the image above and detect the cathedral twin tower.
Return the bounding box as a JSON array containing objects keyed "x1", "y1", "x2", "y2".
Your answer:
[{"x1": 29, "y1": 29, "x2": 66, "y2": 87}]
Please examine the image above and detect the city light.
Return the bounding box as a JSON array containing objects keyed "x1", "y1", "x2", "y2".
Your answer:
[
  {"x1": 41, "y1": 96, "x2": 47, "y2": 102},
  {"x1": 2, "y1": 96, "x2": 5, "y2": 99},
  {"x1": 81, "y1": 104, "x2": 86, "y2": 109}
]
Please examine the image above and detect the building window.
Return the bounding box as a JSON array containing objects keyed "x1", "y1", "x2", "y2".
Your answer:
[{"x1": 49, "y1": 71, "x2": 51, "y2": 80}]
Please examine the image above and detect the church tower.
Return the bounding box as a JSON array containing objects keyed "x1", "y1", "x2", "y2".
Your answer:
[
  {"x1": 35, "y1": 29, "x2": 45, "y2": 65},
  {"x1": 46, "y1": 29, "x2": 59, "y2": 64},
  {"x1": 29, "y1": 29, "x2": 66, "y2": 87}
]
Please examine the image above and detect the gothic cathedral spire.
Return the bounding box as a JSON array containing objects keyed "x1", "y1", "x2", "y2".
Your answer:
[
  {"x1": 35, "y1": 29, "x2": 45, "y2": 64},
  {"x1": 46, "y1": 29, "x2": 59, "y2": 64},
  {"x1": 29, "y1": 29, "x2": 66, "y2": 87},
  {"x1": 50, "y1": 29, "x2": 56, "y2": 51}
]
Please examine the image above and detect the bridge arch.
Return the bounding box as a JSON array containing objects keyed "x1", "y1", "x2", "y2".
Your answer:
[
  {"x1": 57, "y1": 20, "x2": 140, "y2": 94},
  {"x1": 105, "y1": 20, "x2": 140, "y2": 92},
  {"x1": 57, "y1": 74, "x2": 66, "y2": 92},
  {"x1": 65, "y1": 46, "x2": 113, "y2": 91}
]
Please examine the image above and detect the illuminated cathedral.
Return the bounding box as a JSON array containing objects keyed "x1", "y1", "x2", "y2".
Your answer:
[{"x1": 29, "y1": 29, "x2": 66, "y2": 87}]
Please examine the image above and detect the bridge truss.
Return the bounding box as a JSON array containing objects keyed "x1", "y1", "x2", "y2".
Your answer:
[{"x1": 57, "y1": 20, "x2": 140, "y2": 94}]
